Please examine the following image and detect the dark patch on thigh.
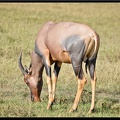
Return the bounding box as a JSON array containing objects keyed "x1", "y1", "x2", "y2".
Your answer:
[
  {"x1": 61, "y1": 35, "x2": 86, "y2": 79},
  {"x1": 73, "y1": 65, "x2": 83, "y2": 79},
  {"x1": 61, "y1": 35, "x2": 86, "y2": 67},
  {"x1": 86, "y1": 53, "x2": 97, "y2": 80}
]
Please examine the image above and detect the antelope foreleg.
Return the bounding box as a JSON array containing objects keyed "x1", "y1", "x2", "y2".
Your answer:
[
  {"x1": 44, "y1": 52, "x2": 53, "y2": 110},
  {"x1": 46, "y1": 75, "x2": 53, "y2": 110},
  {"x1": 52, "y1": 62, "x2": 62, "y2": 102}
]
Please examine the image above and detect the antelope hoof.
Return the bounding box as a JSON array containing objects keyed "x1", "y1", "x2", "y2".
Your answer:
[
  {"x1": 88, "y1": 108, "x2": 95, "y2": 114},
  {"x1": 69, "y1": 108, "x2": 77, "y2": 113},
  {"x1": 47, "y1": 102, "x2": 53, "y2": 110}
]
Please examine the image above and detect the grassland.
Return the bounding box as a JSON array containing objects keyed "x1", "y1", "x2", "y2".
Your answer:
[{"x1": 0, "y1": 3, "x2": 120, "y2": 117}]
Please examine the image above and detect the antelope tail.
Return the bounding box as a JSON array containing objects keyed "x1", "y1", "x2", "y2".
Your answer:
[{"x1": 85, "y1": 34, "x2": 100, "y2": 74}]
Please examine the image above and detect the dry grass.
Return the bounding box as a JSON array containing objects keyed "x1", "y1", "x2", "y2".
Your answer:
[{"x1": 0, "y1": 3, "x2": 120, "y2": 117}]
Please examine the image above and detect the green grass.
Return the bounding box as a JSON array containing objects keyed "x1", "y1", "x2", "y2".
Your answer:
[{"x1": 0, "y1": 3, "x2": 120, "y2": 117}]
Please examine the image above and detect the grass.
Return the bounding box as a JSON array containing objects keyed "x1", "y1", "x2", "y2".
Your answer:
[{"x1": 0, "y1": 3, "x2": 120, "y2": 117}]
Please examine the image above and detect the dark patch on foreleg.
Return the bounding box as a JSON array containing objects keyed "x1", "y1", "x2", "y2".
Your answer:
[
  {"x1": 53, "y1": 62, "x2": 61, "y2": 77},
  {"x1": 34, "y1": 42, "x2": 43, "y2": 59},
  {"x1": 34, "y1": 42, "x2": 52, "y2": 77},
  {"x1": 45, "y1": 63, "x2": 51, "y2": 78}
]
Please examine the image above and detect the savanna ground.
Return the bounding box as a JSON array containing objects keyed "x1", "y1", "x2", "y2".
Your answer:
[{"x1": 0, "y1": 3, "x2": 120, "y2": 117}]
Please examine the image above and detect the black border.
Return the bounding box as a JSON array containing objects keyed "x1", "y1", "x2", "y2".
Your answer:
[{"x1": 0, "y1": 0, "x2": 120, "y2": 2}]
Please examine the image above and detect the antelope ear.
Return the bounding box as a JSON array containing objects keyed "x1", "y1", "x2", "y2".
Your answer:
[
  {"x1": 24, "y1": 65, "x2": 29, "y2": 74},
  {"x1": 24, "y1": 65, "x2": 32, "y2": 75}
]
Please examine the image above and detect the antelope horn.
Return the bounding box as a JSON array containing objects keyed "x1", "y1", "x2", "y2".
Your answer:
[{"x1": 18, "y1": 52, "x2": 27, "y2": 75}]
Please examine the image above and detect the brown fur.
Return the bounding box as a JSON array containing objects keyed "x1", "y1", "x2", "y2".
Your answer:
[{"x1": 18, "y1": 21, "x2": 100, "y2": 113}]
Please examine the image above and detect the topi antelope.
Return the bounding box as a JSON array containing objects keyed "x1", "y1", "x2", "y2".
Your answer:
[{"x1": 18, "y1": 21, "x2": 100, "y2": 113}]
